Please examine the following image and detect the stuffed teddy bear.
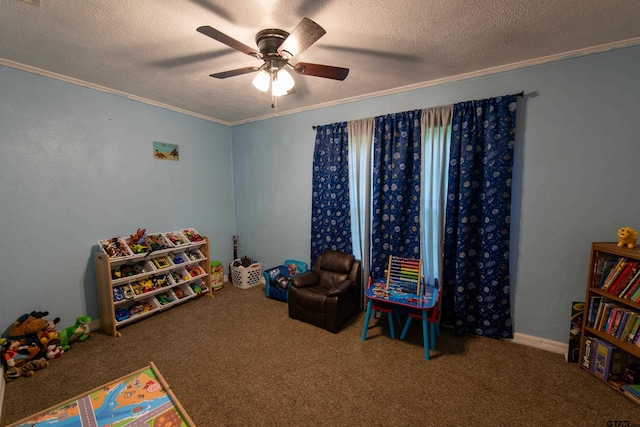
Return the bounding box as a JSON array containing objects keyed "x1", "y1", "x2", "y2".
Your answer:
[{"x1": 618, "y1": 227, "x2": 638, "y2": 248}]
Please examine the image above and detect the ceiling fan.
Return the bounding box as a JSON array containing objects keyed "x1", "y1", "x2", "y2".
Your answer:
[{"x1": 197, "y1": 18, "x2": 349, "y2": 99}]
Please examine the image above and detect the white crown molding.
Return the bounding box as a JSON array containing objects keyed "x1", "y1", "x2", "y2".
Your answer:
[{"x1": 2, "y1": 36, "x2": 640, "y2": 127}]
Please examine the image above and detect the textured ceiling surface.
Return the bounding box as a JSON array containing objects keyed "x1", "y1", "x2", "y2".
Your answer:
[{"x1": 2, "y1": 0, "x2": 640, "y2": 125}]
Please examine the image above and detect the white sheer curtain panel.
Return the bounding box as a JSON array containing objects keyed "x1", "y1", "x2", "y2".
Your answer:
[
  {"x1": 347, "y1": 118, "x2": 374, "y2": 289},
  {"x1": 420, "y1": 106, "x2": 453, "y2": 286}
]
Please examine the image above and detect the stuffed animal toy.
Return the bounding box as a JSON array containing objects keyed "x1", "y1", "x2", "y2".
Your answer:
[
  {"x1": 58, "y1": 315, "x2": 91, "y2": 351},
  {"x1": 39, "y1": 316, "x2": 60, "y2": 347},
  {"x1": 4, "y1": 358, "x2": 49, "y2": 381},
  {"x1": 618, "y1": 227, "x2": 638, "y2": 248},
  {"x1": 2, "y1": 311, "x2": 51, "y2": 367}
]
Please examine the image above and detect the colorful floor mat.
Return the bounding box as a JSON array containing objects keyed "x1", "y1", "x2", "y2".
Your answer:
[{"x1": 7, "y1": 362, "x2": 194, "y2": 427}]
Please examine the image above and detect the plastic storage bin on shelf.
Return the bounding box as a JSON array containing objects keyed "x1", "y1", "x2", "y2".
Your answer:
[{"x1": 231, "y1": 260, "x2": 263, "y2": 289}]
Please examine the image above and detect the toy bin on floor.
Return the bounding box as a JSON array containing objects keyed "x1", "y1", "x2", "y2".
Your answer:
[{"x1": 231, "y1": 260, "x2": 263, "y2": 289}]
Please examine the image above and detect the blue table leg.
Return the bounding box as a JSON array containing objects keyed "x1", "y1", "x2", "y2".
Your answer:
[
  {"x1": 429, "y1": 322, "x2": 437, "y2": 350},
  {"x1": 361, "y1": 299, "x2": 373, "y2": 341},
  {"x1": 388, "y1": 311, "x2": 396, "y2": 339},
  {"x1": 422, "y1": 311, "x2": 430, "y2": 360},
  {"x1": 400, "y1": 316, "x2": 412, "y2": 340}
]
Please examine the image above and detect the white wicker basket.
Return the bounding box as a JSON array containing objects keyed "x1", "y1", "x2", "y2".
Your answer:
[{"x1": 231, "y1": 261, "x2": 263, "y2": 289}]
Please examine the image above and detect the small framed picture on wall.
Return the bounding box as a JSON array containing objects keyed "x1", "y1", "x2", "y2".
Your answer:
[{"x1": 153, "y1": 141, "x2": 179, "y2": 161}]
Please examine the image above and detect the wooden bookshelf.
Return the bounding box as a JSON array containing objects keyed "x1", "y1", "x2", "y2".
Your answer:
[{"x1": 580, "y1": 242, "x2": 640, "y2": 404}]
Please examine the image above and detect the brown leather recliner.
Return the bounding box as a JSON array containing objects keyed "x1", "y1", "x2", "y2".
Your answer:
[{"x1": 288, "y1": 251, "x2": 362, "y2": 333}]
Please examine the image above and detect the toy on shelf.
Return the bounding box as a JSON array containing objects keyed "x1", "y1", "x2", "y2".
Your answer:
[
  {"x1": 146, "y1": 233, "x2": 171, "y2": 251},
  {"x1": 58, "y1": 315, "x2": 91, "y2": 351},
  {"x1": 127, "y1": 228, "x2": 149, "y2": 254},
  {"x1": 100, "y1": 237, "x2": 133, "y2": 259},
  {"x1": 618, "y1": 227, "x2": 638, "y2": 248},
  {"x1": 165, "y1": 231, "x2": 188, "y2": 246},
  {"x1": 181, "y1": 228, "x2": 204, "y2": 243}
]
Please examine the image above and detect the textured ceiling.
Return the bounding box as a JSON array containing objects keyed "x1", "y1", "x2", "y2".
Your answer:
[{"x1": 2, "y1": 0, "x2": 640, "y2": 125}]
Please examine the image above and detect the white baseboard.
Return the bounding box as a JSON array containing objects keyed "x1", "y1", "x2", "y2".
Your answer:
[
  {"x1": 509, "y1": 332, "x2": 568, "y2": 356},
  {"x1": 0, "y1": 366, "x2": 5, "y2": 420}
]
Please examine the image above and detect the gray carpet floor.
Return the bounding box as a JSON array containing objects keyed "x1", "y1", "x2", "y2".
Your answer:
[{"x1": 3, "y1": 283, "x2": 640, "y2": 426}]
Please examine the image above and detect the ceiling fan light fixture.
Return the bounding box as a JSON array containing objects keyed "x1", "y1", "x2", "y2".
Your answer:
[
  {"x1": 271, "y1": 68, "x2": 295, "y2": 96},
  {"x1": 252, "y1": 70, "x2": 271, "y2": 92}
]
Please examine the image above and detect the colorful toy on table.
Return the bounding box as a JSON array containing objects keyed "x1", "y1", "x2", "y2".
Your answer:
[
  {"x1": 618, "y1": 227, "x2": 638, "y2": 248},
  {"x1": 58, "y1": 315, "x2": 91, "y2": 351}
]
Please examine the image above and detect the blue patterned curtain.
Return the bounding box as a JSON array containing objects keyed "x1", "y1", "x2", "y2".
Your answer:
[
  {"x1": 442, "y1": 95, "x2": 517, "y2": 339},
  {"x1": 371, "y1": 110, "x2": 422, "y2": 278},
  {"x1": 310, "y1": 123, "x2": 353, "y2": 266}
]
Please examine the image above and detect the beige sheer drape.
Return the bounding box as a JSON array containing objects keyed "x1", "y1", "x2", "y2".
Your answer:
[
  {"x1": 347, "y1": 118, "x2": 374, "y2": 298},
  {"x1": 420, "y1": 106, "x2": 453, "y2": 286}
]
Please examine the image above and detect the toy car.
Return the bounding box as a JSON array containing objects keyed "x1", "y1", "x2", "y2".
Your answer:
[
  {"x1": 123, "y1": 284, "x2": 134, "y2": 299},
  {"x1": 115, "y1": 307, "x2": 130, "y2": 321},
  {"x1": 113, "y1": 287, "x2": 124, "y2": 302}
]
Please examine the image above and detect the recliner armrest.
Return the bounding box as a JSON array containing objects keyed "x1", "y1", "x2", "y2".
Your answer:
[
  {"x1": 289, "y1": 271, "x2": 319, "y2": 288},
  {"x1": 327, "y1": 279, "x2": 354, "y2": 297}
]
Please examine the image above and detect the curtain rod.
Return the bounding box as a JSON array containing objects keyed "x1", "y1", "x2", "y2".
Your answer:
[{"x1": 312, "y1": 91, "x2": 525, "y2": 130}]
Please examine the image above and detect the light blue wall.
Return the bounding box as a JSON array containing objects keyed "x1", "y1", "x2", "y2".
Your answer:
[
  {"x1": 232, "y1": 45, "x2": 640, "y2": 343},
  {"x1": 0, "y1": 66, "x2": 235, "y2": 330},
  {"x1": 3, "y1": 45, "x2": 639, "y2": 343}
]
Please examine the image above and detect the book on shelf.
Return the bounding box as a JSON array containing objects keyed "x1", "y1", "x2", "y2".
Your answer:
[
  {"x1": 622, "y1": 384, "x2": 640, "y2": 398},
  {"x1": 616, "y1": 310, "x2": 630, "y2": 339},
  {"x1": 599, "y1": 259, "x2": 619, "y2": 288},
  {"x1": 596, "y1": 302, "x2": 617, "y2": 331},
  {"x1": 609, "y1": 261, "x2": 639, "y2": 295},
  {"x1": 608, "y1": 308, "x2": 623, "y2": 335},
  {"x1": 628, "y1": 317, "x2": 640, "y2": 342},
  {"x1": 582, "y1": 337, "x2": 596, "y2": 370},
  {"x1": 622, "y1": 271, "x2": 640, "y2": 299},
  {"x1": 602, "y1": 258, "x2": 628, "y2": 292},
  {"x1": 587, "y1": 295, "x2": 602, "y2": 328},
  {"x1": 593, "y1": 340, "x2": 628, "y2": 381},
  {"x1": 620, "y1": 311, "x2": 637, "y2": 340},
  {"x1": 602, "y1": 304, "x2": 619, "y2": 332}
]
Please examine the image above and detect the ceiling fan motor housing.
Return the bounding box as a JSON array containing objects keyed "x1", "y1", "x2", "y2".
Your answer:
[{"x1": 256, "y1": 28, "x2": 290, "y2": 63}]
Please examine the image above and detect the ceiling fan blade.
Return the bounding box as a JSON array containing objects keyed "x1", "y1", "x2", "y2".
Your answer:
[
  {"x1": 209, "y1": 66, "x2": 261, "y2": 79},
  {"x1": 197, "y1": 26, "x2": 260, "y2": 58},
  {"x1": 293, "y1": 62, "x2": 349, "y2": 80},
  {"x1": 277, "y1": 18, "x2": 326, "y2": 59}
]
